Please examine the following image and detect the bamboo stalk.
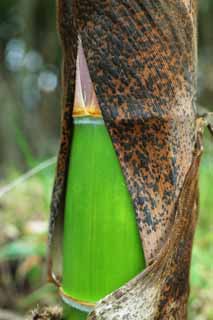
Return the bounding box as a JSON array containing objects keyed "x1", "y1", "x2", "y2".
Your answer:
[{"x1": 49, "y1": 1, "x2": 199, "y2": 319}]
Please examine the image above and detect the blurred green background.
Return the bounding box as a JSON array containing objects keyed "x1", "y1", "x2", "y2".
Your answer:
[{"x1": 0, "y1": 1, "x2": 212, "y2": 319}]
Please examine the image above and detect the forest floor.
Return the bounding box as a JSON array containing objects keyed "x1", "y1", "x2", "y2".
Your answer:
[{"x1": 0, "y1": 136, "x2": 212, "y2": 320}]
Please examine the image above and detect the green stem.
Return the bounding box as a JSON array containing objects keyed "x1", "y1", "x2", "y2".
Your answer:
[{"x1": 62, "y1": 117, "x2": 145, "y2": 318}]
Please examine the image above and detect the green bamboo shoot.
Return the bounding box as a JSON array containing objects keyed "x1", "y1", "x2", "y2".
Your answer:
[{"x1": 62, "y1": 117, "x2": 145, "y2": 319}]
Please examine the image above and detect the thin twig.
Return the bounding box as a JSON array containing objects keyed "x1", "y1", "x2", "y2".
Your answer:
[{"x1": 0, "y1": 157, "x2": 57, "y2": 198}]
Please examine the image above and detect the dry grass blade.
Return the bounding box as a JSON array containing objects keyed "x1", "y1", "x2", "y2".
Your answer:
[{"x1": 0, "y1": 157, "x2": 56, "y2": 199}]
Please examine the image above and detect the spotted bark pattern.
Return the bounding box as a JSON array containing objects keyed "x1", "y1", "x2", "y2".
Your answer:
[{"x1": 48, "y1": 1, "x2": 199, "y2": 318}]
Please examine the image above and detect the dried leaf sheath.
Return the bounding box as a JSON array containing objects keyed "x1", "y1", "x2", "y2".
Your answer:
[
  {"x1": 77, "y1": 0, "x2": 197, "y2": 262},
  {"x1": 47, "y1": 0, "x2": 78, "y2": 282},
  {"x1": 48, "y1": 1, "x2": 199, "y2": 319}
]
